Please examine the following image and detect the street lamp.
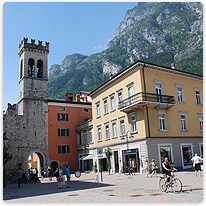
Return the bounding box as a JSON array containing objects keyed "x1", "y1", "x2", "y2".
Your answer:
[
  {"x1": 82, "y1": 142, "x2": 89, "y2": 172},
  {"x1": 3, "y1": 132, "x2": 9, "y2": 188},
  {"x1": 121, "y1": 130, "x2": 134, "y2": 175}
]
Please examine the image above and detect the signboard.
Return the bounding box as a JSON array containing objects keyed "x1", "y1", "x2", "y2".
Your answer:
[
  {"x1": 123, "y1": 149, "x2": 137, "y2": 154},
  {"x1": 75, "y1": 171, "x2": 81, "y2": 178}
]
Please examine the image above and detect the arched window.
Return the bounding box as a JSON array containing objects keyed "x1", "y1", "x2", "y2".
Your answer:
[
  {"x1": 20, "y1": 59, "x2": 23, "y2": 79},
  {"x1": 37, "y1": 59, "x2": 43, "y2": 78},
  {"x1": 28, "y1": 58, "x2": 35, "y2": 77}
]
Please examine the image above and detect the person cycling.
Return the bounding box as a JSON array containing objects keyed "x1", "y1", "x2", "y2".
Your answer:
[{"x1": 162, "y1": 157, "x2": 177, "y2": 191}]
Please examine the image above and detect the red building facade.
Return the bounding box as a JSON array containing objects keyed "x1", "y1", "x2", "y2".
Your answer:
[{"x1": 48, "y1": 93, "x2": 92, "y2": 172}]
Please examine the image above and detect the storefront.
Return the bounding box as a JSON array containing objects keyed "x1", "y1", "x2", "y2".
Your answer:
[{"x1": 122, "y1": 148, "x2": 140, "y2": 173}]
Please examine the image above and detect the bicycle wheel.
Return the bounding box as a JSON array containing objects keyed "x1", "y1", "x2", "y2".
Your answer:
[
  {"x1": 171, "y1": 178, "x2": 182, "y2": 193},
  {"x1": 159, "y1": 178, "x2": 167, "y2": 192}
]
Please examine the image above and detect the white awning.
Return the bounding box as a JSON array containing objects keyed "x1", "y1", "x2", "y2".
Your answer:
[{"x1": 79, "y1": 154, "x2": 94, "y2": 160}]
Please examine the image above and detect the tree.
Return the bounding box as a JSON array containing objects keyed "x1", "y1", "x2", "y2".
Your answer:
[{"x1": 104, "y1": 147, "x2": 113, "y2": 175}]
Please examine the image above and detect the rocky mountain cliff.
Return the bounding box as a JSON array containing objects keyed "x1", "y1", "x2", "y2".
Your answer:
[{"x1": 48, "y1": 2, "x2": 203, "y2": 100}]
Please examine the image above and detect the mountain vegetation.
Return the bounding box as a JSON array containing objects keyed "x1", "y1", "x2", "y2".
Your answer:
[{"x1": 48, "y1": 2, "x2": 203, "y2": 100}]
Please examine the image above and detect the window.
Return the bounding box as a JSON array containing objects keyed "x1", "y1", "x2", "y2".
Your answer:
[
  {"x1": 120, "y1": 119, "x2": 125, "y2": 136},
  {"x1": 195, "y1": 89, "x2": 202, "y2": 105},
  {"x1": 181, "y1": 144, "x2": 193, "y2": 167},
  {"x1": 57, "y1": 113, "x2": 68, "y2": 121},
  {"x1": 103, "y1": 99, "x2": 108, "y2": 114},
  {"x1": 198, "y1": 114, "x2": 203, "y2": 131},
  {"x1": 117, "y1": 91, "x2": 123, "y2": 107},
  {"x1": 130, "y1": 115, "x2": 137, "y2": 133},
  {"x1": 176, "y1": 86, "x2": 184, "y2": 102},
  {"x1": 84, "y1": 109, "x2": 89, "y2": 113},
  {"x1": 105, "y1": 125, "x2": 110, "y2": 140},
  {"x1": 97, "y1": 127, "x2": 102, "y2": 141},
  {"x1": 37, "y1": 59, "x2": 43, "y2": 78},
  {"x1": 58, "y1": 145, "x2": 70, "y2": 153},
  {"x1": 128, "y1": 86, "x2": 134, "y2": 105},
  {"x1": 96, "y1": 103, "x2": 100, "y2": 117},
  {"x1": 28, "y1": 58, "x2": 35, "y2": 77},
  {"x1": 60, "y1": 107, "x2": 66, "y2": 111},
  {"x1": 112, "y1": 122, "x2": 117, "y2": 138},
  {"x1": 20, "y1": 59, "x2": 23, "y2": 79},
  {"x1": 179, "y1": 112, "x2": 188, "y2": 131},
  {"x1": 89, "y1": 128, "x2": 93, "y2": 143},
  {"x1": 158, "y1": 110, "x2": 167, "y2": 130},
  {"x1": 110, "y1": 95, "x2": 115, "y2": 111},
  {"x1": 58, "y1": 128, "x2": 69, "y2": 136}
]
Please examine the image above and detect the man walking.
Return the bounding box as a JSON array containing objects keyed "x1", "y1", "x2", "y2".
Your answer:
[
  {"x1": 65, "y1": 165, "x2": 71, "y2": 188},
  {"x1": 16, "y1": 167, "x2": 23, "y2": 188},
  {"x1": 191, "y1": 153, "x2": 203, "y2": 177}
]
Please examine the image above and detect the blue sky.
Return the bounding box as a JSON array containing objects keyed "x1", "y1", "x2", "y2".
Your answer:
[{"x1": 2, "y1": 1, "x2": 138, "y2": 110}]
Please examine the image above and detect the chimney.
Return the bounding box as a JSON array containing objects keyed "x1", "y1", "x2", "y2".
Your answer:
[
  {"x1": 171, "y1": 63, "x2": 176, "y2": 70},
  {"x1": 76, "y1": 94, "x2": 80, "y2": 102},
  {"x1": 66, "y1": 93, "x2": 73, "y2": 101}
]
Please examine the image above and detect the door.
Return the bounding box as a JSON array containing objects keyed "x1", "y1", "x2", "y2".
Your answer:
[
  {"x1": 155, "y1": 83, "x2": 163, "y2": 103},
  {"x1": 114, "y1": 151, "x2": 119, "y2": 173}
]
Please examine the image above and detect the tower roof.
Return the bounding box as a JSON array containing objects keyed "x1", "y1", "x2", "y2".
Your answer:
[{"x1": 18, "y1": 37, "x2": 49, "y2": 56}]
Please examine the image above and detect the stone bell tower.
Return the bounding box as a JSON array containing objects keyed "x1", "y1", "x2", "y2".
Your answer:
[{"x1": 16, "y1": 37, "x2": 50, "y2": 170}]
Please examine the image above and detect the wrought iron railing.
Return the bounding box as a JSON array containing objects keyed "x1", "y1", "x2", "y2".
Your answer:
[{"x1": 118, "y1": 92, "x2": 175, "y2": 109}]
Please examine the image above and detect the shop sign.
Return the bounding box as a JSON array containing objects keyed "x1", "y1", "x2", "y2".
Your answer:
[{"x1": 123, "y1": 149, "x2": 137, "y2": 154}]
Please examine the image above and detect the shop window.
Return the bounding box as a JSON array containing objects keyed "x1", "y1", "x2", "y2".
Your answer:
[
  {"x1": 159, "y1": 145, "x2": 173, "y2": 165},
  {"x1": 181, "y1": 144, "x2": 193, "y2": 166}
]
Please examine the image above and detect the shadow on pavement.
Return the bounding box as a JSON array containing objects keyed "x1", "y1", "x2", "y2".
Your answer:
[{"x1": 3, "y1": 180, "x2": 115, "y2": 201}]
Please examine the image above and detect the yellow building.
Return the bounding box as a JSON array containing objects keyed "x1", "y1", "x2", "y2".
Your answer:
[{"x1": 77, "y1": 61, "x2": 203, "y2": 173}]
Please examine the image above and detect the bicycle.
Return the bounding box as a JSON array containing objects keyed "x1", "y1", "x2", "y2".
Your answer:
[
  {"x1": 123, "y1": 166, "x2": 135, "y2": 176},
  {"x1": 159, "y1": 169, "x2": 182, "y2": 193}
]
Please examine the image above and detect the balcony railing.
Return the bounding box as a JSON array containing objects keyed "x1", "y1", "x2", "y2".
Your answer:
[{"x1": 118, "y1": 92, "x2": 175, "y2": 112}]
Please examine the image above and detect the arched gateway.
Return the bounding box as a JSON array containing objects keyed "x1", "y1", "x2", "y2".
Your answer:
[{"x1": 3, "y1": 38, "x2": 50, "y2": 174}]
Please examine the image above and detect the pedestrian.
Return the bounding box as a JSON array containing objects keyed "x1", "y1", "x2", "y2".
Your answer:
[
  {"x1": 145, "y1": 160, "x2": 150, "y2": 177},
  {"x1": 191, "y1": 153, "x2": 203, "y2": 177},
  {"x1": 57, "y1": 166, "x2": 63, "y2": 189},
  {"x1": 16, "y1": 167, "x2": 23, "y2": 188},
  {"x1": 35, "y1": 168, "x2": 38, "y2": 180},
  {"x1": 47, "y1": 166, "x2": 53, "y2": 182},
  {"x1": 41, "y1": 167, "x2": 45, "y2": 181},
  {"x1": 65, "y1": 165, "x2": 71, "y2": 188},
  {"x1": 150, "y1": 159, "x2": 158, "y2": 178},
  {"x1": 200, "y1": 155, "x2": 203, "y2": 174}
]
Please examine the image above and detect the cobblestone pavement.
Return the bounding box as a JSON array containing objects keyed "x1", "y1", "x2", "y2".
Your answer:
[{"x1": 3, "y1": 171, "x2": 203, "y2": 203}]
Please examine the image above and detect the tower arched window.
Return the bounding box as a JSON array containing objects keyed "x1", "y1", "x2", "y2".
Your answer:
[
  {"x1": 37, "y1": 59, "x2": 43, "y2": 78},
  {"x1": 20, "y1": 59, "x2": 23, "y2": 79},
  {"x1": 28, "y1": 58, "x2": 35, "y2": 77}
]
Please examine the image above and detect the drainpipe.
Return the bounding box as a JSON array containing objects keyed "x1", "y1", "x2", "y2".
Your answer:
[{"x1": 142, "y1": 63, "x2": 151, "y2": 138}]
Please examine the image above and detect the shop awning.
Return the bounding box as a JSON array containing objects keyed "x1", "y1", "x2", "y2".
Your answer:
[{"x1": 79, "y1": 154, "x2": 94, "y2": 160}]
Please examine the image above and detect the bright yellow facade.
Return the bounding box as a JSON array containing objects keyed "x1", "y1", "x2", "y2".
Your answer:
[{"x1": 90, "y1": 62, "x2": 203, "y2": 146}]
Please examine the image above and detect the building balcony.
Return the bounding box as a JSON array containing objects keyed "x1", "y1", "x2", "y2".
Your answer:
[{"x1": 118, "y1": 92, "x2": 176, "y2": 112}]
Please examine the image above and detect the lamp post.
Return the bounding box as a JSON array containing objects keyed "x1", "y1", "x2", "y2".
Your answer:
[
  {"x1": 3, "y1": 132, "x2": 9, "y2": 188},
  {"x1": 121, "y1": 130, "x2": 134, "y2": 175},
  {"x1": 82, "y1": 142, "x2": 89, "y2": 172}
]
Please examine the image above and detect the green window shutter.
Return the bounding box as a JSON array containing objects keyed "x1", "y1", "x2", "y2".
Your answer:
[
  {"x1": 57, "y1": 113, "x2": 60, "y2": 121},
  {"x1": 66, "y1": 129, "x2": 69, "y2": 136},
  {"x1": 67, "y1": 145, "x2": 70, "y2": 153},
  {"x1": 58, "y1": 145, "x2": 61, "y2": 153},
  {"x1": 58, "y1": 129, "x2": 60, "y2": 136},
  {"x1": 66, "y1": 114, "x2": 68, "y2": 121}
]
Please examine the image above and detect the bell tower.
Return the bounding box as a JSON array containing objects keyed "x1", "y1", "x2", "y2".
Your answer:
[
  {"x1": 17, "y1": 37, "x2": 50, "y2": 170},
  {"x1": 18, "y1": 37, "x2": 49, "y2": 114}
]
